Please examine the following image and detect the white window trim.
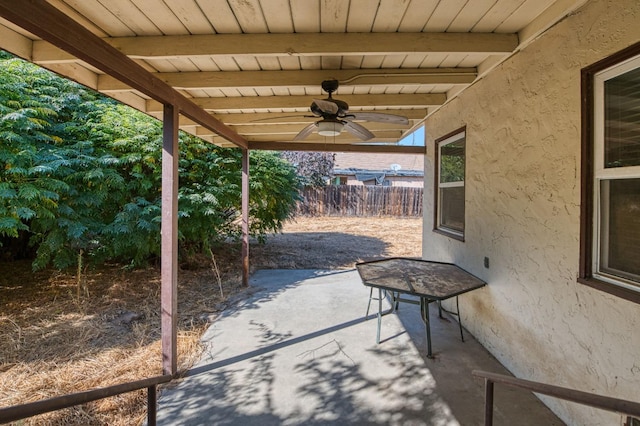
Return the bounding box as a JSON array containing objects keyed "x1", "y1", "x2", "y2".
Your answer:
[
  {"x1": 436, "y1": 130, "x2": 465, "y2": 238},
  {"x1": 592, "y1": 55, "x2": 640, "y2": 292}
]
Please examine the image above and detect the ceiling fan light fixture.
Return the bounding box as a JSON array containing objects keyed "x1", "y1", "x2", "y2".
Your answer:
[
  {"x1": 294, "y1": 80, "x2": 409, "y2": 142},
  {"x1": 317, "y1": 120, "x2": 344, "y2": 137}
]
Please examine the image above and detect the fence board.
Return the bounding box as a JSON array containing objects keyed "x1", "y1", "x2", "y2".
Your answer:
[{"x1": 296, "y1": 185, "x2": 423, "y2": 217}]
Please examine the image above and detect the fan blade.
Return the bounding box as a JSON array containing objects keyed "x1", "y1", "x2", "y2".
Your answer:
[
  {"x1": 293, "y1": 123, "x2": 317, "y2": 141},
  {"x1": 313, "y1": 99, "x2": 339, "y2": 115},
  {"x1": 343, "y1": 121, "x2": 375, "y2": 141},
  {"x1": 349, "y1": 112, "x2": 409, "y2": 125}
]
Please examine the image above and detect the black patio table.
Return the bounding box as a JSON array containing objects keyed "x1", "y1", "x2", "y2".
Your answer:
[{"x1": 355, "y1": 257, "x2": 486, "y2": 358}]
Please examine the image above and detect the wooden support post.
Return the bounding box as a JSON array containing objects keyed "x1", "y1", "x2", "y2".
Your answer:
[
  {"x1": 484, "y1": 378, "x2": 494, "y2": 426},
  {"x1": 147, "y1": 385, "x2": 157, "y2": 426},
  {"x1": 241, "y1": 148, "x2": 250, "y2": 287},
  {"x1": 161, "y1": 104, "x2": 179, "y2": 376}
]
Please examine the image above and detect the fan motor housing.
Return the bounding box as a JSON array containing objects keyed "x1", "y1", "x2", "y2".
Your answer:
[
  {"x1": 321, "y1": 79, "x2": 340, "y2": 93},
  {"x1": 310, "y1": 98, "x2": 349, "y2": 117}
]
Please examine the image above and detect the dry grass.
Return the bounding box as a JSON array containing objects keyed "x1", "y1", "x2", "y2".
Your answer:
[
  {"x1": 0, "y1": 216, "x2": 422, "y2": 425},
  {"x1": 250, "y1": 216, "x2": 423, "y2": 270}
]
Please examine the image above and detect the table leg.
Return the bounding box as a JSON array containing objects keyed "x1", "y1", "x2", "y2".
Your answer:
[
  {"x1": 421, "y1": 297, "x2": 433, "y2": 358},
  {"x1": 365, "y1": 287, "x2": 373, "y2": 318},
  {"x1": 456, "y1": 296, "x2": 464, "y2": 342},
  {"x1": 438, "y1": 296, "x2": 466, "y2": 342},
  {"x1": 376, "y1": 288, "x2": 382, "y2": 344}
]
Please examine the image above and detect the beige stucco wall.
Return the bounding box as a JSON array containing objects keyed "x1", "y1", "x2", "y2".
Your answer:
[{"x1": 421, "y1": 1, "x2": 640, "y2": 424}]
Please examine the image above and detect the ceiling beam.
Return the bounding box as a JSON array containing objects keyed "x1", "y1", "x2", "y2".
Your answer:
[
  {"x1": 209, "y1": 133, "x2": 405, "y2": 144},
  {"x1": 197, "y1": 121, "x2": 411, "y2": 137},
  {"x1": 162, "y1": 109, "x2": 427, "y2": 128},
  {"x1": 146, "y1": 95, "x2": 444, "y2": 113},
  {"x1": 248, "y1": 141, "x2": 425, "y2": 154},
  {"x1": 207, "y1": 109, "x2": 427, "y2": 125},
  {"x1": 32, "y1": 32, "x2": 518, "y2": 63},
  {"x1": 0, "y1": 21, "x2": 32, "y2": 59},
  {"x1": 223, "y1": 109, "x2": 427, "y2": 124},
  {"x1": 99, "y1": 68, "x2": 477, "y2": 92},
  {"x1": 241, "y1": 130, "x2": 405, "y2": 143},
  {"x1": 0, "y1": 0, "x2": 247, "y2": 149}
]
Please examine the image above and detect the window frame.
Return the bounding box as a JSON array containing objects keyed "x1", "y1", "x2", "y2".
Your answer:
[
  {"x1": 580, "y1": 41, "x2": 640, "y2": 304},
  {"x1": 434, "y1": 126, "x2": 466, "y2": 241}
]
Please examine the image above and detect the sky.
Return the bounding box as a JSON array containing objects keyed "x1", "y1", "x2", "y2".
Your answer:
[{"x1": 398, "y1": 125, "x2": 425, "y2": 146}]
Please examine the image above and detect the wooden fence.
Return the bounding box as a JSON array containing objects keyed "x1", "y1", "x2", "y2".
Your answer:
[{"x1": 296, "y1": 185, "x2": 423, "y2": 217}]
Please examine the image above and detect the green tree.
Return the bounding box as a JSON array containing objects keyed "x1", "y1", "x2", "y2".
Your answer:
[
  {"x1": 0, "y1": 53, "x2": 301, "y2": 269},
  {"x1": 248, "y1": 150, "x2": 301, "y2": 241},
  {"x1": 0, "y1": 55, "x2": 118, "y2": 269}
]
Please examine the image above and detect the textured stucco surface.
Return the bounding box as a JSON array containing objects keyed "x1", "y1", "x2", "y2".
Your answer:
[{"x1": 421, "y1": 1, "x2": 640, "y2": 424}]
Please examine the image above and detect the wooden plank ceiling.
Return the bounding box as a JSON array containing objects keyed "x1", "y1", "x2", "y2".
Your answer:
[{"x1": 0, "y1": 0, "x2": 586, "y2": 152}]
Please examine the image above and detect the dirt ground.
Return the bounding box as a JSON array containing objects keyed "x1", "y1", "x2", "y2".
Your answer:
[
  {"x1": 250, "y1": 216, "x2": 423, "y2": 270},
  {"x1": 0, "y1": 216, "x2": 422, "y2": 425}
]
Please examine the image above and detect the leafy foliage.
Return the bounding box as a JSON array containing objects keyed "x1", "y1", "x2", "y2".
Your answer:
[
  {"x1": 439, "y1": 140, "x2": 465, "y2": 183},
  {"x1": 0, "y1": 54, "x2": 300, "y2": 269},
  {"x1": 248, "y1": 151, "x2": 301, "y2": 242}
]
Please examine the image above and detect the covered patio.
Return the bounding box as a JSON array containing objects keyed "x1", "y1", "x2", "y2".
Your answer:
[
  {"x1": 1, "y1": 1, "x2": 639, "y2": 425},
  {"x1": 155, "y1": 268, "x2": 561, "y2": 425},
  {"x1": 0, "y1": 0, "x2": 589, "y2": 377}
]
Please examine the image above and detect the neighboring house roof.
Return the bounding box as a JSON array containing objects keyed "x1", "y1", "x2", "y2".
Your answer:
[{"x1": 333, "y1": 152, "x2": 424, "y2": 177}]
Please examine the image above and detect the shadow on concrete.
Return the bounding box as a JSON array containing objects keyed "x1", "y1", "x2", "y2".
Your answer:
[
  {"x1": 388, "y1": 293, "x2": 564, "y2": 426},
  {"x1": 156, "y1": 269, "x2": 562, "y2": 426},
  {"x1": 214, "y1": 269, "x2": 355, "y2": 320},
  {"x1": 186, "y1": 315, "x2": 366, "y2": 377}
]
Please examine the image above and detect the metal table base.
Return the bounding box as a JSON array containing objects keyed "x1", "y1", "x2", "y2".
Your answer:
[
  {"x1": 366, "y1": 288, "x2": 464, "y2": 358},
  {"x1": 357, "y1": 258, "x2": 486, "y2": 359}
]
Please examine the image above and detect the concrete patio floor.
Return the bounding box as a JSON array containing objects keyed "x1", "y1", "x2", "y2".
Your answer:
[{"x1": 156, "y1": 269, "x2": 564, "y2": 425}]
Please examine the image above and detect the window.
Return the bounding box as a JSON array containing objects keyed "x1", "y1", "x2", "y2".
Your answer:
[
  {"x1": 334, "y1": 176, "x2": 348, "y2": 185},
  {"x1": 580, "y1": 43, "x2": 640, "y2": 303},
  {"x1": 435, "y1": 127, "x2": 465, "y2": 240}
]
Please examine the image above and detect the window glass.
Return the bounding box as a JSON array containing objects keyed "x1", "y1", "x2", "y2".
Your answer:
[
  {"x1": 440, "y1": 139, "x2": 465, "y2": 183},
  {"x1": 440, "y1": 186, "x2": 464, "y2": 232},
  {"x1": 604, "y1": 67, "x2": 640, "y2": 168},
  {"x1": 599, "y1": 178, "x2": 640, "y2": 282}
]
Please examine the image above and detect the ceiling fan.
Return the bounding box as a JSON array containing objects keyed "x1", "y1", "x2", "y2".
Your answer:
[{"x1": 294, "y1": 79, "x2": 410, "y2": 141}]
